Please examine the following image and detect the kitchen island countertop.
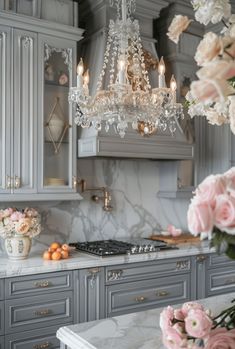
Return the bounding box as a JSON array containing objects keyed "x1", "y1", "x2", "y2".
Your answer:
[
  {"x1": 0, "y1": 241, "x2": 213, "y2": 278},
  {"x1": 57, "y1": 292, "x2": 235, "y2": 349}
]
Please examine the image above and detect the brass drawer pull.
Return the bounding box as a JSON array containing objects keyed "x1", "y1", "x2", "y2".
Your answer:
[
  {"x1": 33, "y1": 342, "x2": 52, "y2": 349},
  {"x1": 34, "y1": 281, "x2": 50, "y2": 288},
  {"x1": 135, "y1": 296, "x2": 146, "y2": 302},
  {"x1": 34, "y1": 309, "x2": 51, "y2": 316},
  {"x1": 156, "y1": 291, "x2": 169, "y2": 297}
]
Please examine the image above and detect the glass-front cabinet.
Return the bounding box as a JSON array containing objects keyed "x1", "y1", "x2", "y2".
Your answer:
[{"x1": 38, "y1": 35, "x2": 78, "y2": 195}]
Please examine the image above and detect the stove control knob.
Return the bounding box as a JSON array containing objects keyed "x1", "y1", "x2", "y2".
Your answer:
[
  {"x1": 131, "y1": 246, "x2": 137, "y2": 254},
  {"x1": 144, "y1": 245, "x2": 150, "y2": 252},
  {"x1": 149, "y1": 245, "x2": 156, "y2": 252},
  {"x1": 138, "y1": 246, "x2": 144, "y2": 253}
]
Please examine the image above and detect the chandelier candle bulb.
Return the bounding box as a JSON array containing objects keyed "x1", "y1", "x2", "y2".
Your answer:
[
  {"x1": 76, "y1": 58, "x2": 84, "y2": 89},
  {"x1": 118, "y1": 58, "x2": 126, "y2": 84},
  {"x1": 158, "y1": 57, "x2": 166, "y2": 88}
]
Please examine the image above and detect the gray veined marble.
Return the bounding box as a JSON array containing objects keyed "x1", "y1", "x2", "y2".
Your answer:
[
  {"x1": 0, "y1": 159, "x2": 191, "y2": 253},
  {"x1": 57, "y1": 292, "x2": 235, "y2": 349}
]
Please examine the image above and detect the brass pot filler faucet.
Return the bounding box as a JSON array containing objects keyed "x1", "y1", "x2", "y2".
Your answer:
[{"x1": 79, "y1": 179, "x2": 113, "y2": 212}]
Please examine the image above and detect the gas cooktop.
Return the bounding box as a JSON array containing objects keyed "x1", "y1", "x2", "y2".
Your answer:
[{"x1": 69, "y1": 239, "x2": 177, "y2": 257}]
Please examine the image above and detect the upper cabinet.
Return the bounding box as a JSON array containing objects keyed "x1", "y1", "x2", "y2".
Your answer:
[{"x1": 0, "y1": 12, "x2": 84, "y2": 201}]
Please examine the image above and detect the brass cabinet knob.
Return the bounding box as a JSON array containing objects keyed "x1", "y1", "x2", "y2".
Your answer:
[
  {"x1": 6, "y1": 175, "x2": 12, "y2": 189},
  {"x1": 156, "y1": 290, "x2": 169, "y2": 297},
  {"x1": 14, "y1": 175, "x2": 21, "y2": 189},
  {"x1": 33, "y1": 281, "x2": 50, "y2": 288},
  {"x1": 196, "y1": 255, "x2": 207, "y2": 263},
  {"x1": 135, "y1": 296, "x2": 146, "y2": 302},
  {"x1": 34, "y1": 309, "x2": 51, "y2": 316},
  {"x1": 33, "y1": 341, "x2": 52, "y2": 349}
]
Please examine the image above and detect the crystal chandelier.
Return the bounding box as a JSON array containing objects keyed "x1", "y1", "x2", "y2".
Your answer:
[{"x1": 69, "y1": 0, "x2": 184, "y2": 138}]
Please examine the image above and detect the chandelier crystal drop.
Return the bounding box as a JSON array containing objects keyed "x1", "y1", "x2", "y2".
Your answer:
[{"x1": 69, "y1": 0, "x2": 184, "y2": 138}]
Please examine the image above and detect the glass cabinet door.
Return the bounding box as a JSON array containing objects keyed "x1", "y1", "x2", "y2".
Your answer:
[{"x1": 38, "y1": 35, "x2": 77, "y2": 193}]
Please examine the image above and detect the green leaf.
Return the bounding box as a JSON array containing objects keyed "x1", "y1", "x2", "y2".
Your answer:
[{"x1": 226, "y1": 244, "x2": 235, "y2": 260}]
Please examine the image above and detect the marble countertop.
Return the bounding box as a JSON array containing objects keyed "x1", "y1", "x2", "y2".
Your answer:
[
  {"x1": 57, "y1": 292, "x2": 235, "y2": 349},
  {"x1": 0, "y1": 241, "x2": 213, "y2": 278}
]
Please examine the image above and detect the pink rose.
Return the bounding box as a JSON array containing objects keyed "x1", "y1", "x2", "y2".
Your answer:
[
  {"x1": 15, "y1": 218, "x2": 31, "y2": 235},
  {"x1": 167, "y1": 15, "x2": 192, "y2": 44},
  {"x1": 187, "y1": 202, "x2": 213, "y2": 238},
  {"x1": 197, "y1": 61, "x2": 235, "y2": 81},
  {"x1": 24, "y1": 208, "x2": 38, "y2": 218},
  {"x1": 181, "y1": 302, "x2": 204, "y2": 317},
  {"x1": 205, "y1": 328, "x2": 235, "y2": 349},
  {"x1": 174, "y1": 308, "x2": 185, "y2": 321},
  {"x1": 10, "y1": 211, "x2": 25, "y2": 222},
  {"x1": 160, "y1": 306, "x2": 174, "y2": 331},
  {"x1": 185, "y1": 308, "x2": 213, "y2": 338},
  {"x1": 224, "y1": 167, "x2": 235, "y2": 195},
  {"x1": 3, "y1": 208, "x2": 14, "y2": 218},
  {"x1": 195, "y1": 32, "x2": 223, "y2": 66},
  {"x1": 167, "y1": 224, "x2": 182, "y2": 237},
  {"x1": 214, "y1": 194, "x2": 235, "y2": 234},
  {"x1": 190, "y1": 79, "x2": 234, "y2": 104},
  {"x1": 162, "y1": 327, "x2": 187, "y2": 349},
  {"x1": 195, "y1": 174, "x2": 226, "y2": 207}
]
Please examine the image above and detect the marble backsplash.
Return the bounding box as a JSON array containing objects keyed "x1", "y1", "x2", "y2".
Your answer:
[{"x1": 0, "y1": 159, "x2": 190, "y2": 253}]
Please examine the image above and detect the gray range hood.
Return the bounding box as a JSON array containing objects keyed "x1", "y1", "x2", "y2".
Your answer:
[{"x1": 77, "y1": 0, "x2": 194, "y2": 160}]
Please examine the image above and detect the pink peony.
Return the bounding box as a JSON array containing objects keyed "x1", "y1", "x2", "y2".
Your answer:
[
  {"x1": 194, "y1": 32, "x2": 223, "y2": 66},
  {"x1": 205, "y1": 328, "x2": 235, "y2": 349},
  {"x1": 15, "y1": 218, "x2": 31, "y2": 235},
  {"x1": 181, "y1": 302, "x2": 204, "y2": 317},
  {"x1": 167, "y1": 15, "x2": 192, "y2": 44},
  {"x1": 174, "y1": 308, "x2": 185, "y2": 321},
  {"x1": 187, "y1": 202, "x2": 214, "y2": 238},
  {"x1": 196, "y1": 60, "x2": 235, "y2": 81},
  {"x1": 214, "y1": 194, "x2": 235, "y2": 234},
  {"x1": 160, "y1": 306, "x2": 174, "y2": 331},
  {"x1": 3, "y1": 208, "x2": 14, "y2": 218},
  {"x1": 195, "y1": 174, "x2": 226, "y2": 208},
  {"x1": 162, "y1": 327, "x2": 187, "y2": 349},
  {"x1": 10, "y1": 211, "x2": 25, "y2": 222},
  {"x1": 185, "y1": 308, "x2": 213, "y2": 339}
]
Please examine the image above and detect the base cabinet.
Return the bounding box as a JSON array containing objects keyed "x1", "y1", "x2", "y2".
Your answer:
[
  {"x1": 5, "y1": 325, "x2": 62, "y2": 349},
  {"x1": 0, "y1": 336, "x2": 3, "y2": 349}
]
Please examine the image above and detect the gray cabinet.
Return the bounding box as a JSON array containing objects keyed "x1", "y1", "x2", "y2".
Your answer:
[
  {"x1": 105, "y1": 257, "x2": 191, "y2": 317},
  {"x1": 0, "y1": 301, "x2": 4, "y2": 336},
  {"x1": 0, "y1": 26, "x2": 37, "y2": 196},
  {"x1": 79, "y1": 267, "x2": 105, "y2": 323},
  {"x1": 0, "y1": 336, "x2": 3, "y2": 349},
  {"x1": 0, "y1": 280, "x2": 4, "y2": 300},
  {"x1": 0, "y1": 11, "x2": 83, "y2": 201},
  {"x1": 5, "y1": 325, "x2": 61, "y2": 349}
]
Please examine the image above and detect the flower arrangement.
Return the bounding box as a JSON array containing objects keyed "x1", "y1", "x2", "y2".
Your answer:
[
  {"x1": 0, "y1": 208, "x2": 41, "y2": 239},
  {"x1": 187, "y1": 167, "x2": 235, "y2": 259},
  {"x1": 160, "y1": 299, "x2": 235, "y2": 349},
  {"x1": 167, "y1": 0, "x2": 235, "y2": 133}
]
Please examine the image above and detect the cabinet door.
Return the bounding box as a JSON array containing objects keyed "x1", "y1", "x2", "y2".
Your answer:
[
  {"x1": 79, "y1": 268, "x2": 105, "y2": 323},
  {"x1": 0, "y1": 25, "x2": 11, "y2": 194},
  {"x1": 38, "y1": 34, "x2": 77, "y2": 194},
  {"x1": 13, "y1": 29, "x2": 38, "y2": 194}
]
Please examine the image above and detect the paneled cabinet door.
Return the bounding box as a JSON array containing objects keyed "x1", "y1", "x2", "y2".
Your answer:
[
  {"x1": 79, "y1": 268, "x2": 105, "y2": 323},
  {"x1": 38, "y1": 34, "x2": 77, "y2": 194},
  {"x1": 13, "y1": 29, "x2": 38, "y2": 194},
  {"x1": 0, "y1": 25, "x2": 11, "y2": 194}
]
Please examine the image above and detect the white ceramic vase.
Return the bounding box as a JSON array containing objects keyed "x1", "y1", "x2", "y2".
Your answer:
[{"x1": 5, "y1": 235, "x2": 32, "y2": 260}]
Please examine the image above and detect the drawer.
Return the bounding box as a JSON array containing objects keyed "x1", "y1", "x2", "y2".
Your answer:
[
  {"x1": 0, "y1": 302, "x2": 4, "y2": 336},
  {"x1": 207, "y1": 254, "x2": 235, "y2": 268},
  {"x1": 0, "y1": 336, "x2": 3, "y2": 349},
  {"x1": 106, "y1": 258, "x2": 191, "y2": 284},
  {"x1": 5, "y1": 325, "x2": 63, "y2": 349},
  {"x1": 5, "y1": 291, "x2": 73, "y2": 334},
  {"x1": 206, "y1": 267, "x2": 235, "y2": 297},
  {"x1": 5, "y1": 271, "x2": 73, "y2": 299},
  {"x1": 106, "y1": 274, "x2": 190, "y2": 317}
]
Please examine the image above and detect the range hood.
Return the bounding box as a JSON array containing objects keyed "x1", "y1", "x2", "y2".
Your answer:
[{"x1": 77, "y1": 0, "x2": 193, "y2": 160}]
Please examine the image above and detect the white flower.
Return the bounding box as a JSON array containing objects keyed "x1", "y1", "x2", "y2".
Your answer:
[
  {"x1": 205, "y1": 108, "x2": 227, "y2": 125},
  {"x1": 167, "y1": 15, "x2": 192, "y2": 44},
  {"x1": 195, "y1": 32, "x2": 223, "y2": 66},
  {"x1": 192, "y1": 0, "x2": 231, "y2": 25}
]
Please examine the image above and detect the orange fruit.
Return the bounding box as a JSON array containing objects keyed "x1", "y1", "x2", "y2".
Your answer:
[
  {"x1": 51, "y1": 251, "x2": 62, "y2": 260},
  {"x1": 61, "y1": 250, "x2": 69, "y2": 259},
  {"x1": 43, "y1": 251, "x2": 52, "y2": 260},
  {"x1": 48, "y1": 247, "x2": 55, "y2": 253},
  {"x1": 50, "y1": 242, "x2": 61, "y2": 250},
  {"x1": 62, "y1": 244, "x2": 69, "y2": 251},
  {"x1": 56, "y1": 248, "x2": 62, "y2": 253}
]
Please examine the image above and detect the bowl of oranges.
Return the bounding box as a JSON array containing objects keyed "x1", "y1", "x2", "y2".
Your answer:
[{"x1": 43, "y1": 242, "x2": 70, "y2": 261}]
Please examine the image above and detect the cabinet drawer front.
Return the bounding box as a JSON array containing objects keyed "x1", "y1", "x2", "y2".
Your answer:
[
  {"x1": 5, "y1": 271, "x2": 73, "y2": 298},
  {"x1": 106, "y1": 258, "x2": 191, "y2": 284},
  {"x1": 5, "y1": 291, "x2": 73, "y2": 334},
  {"x1": 106, "y1": 274, "x2": 190, "y2": 317},
  {"x1": 5, "y1": 325, "x2": 62, "y2": 349},
  {"x1": 0, "y1": 280, "x2": 4, "y2": 300},
  {"x1": 0, "y1": 301, "x2": 4, "y2": 336},
  {"x1": 208, "y1": 254, "x2": 235, "y2": 268},
  {"x1": 206, "y1": 267, "x2": 235, "y2": 297}
]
